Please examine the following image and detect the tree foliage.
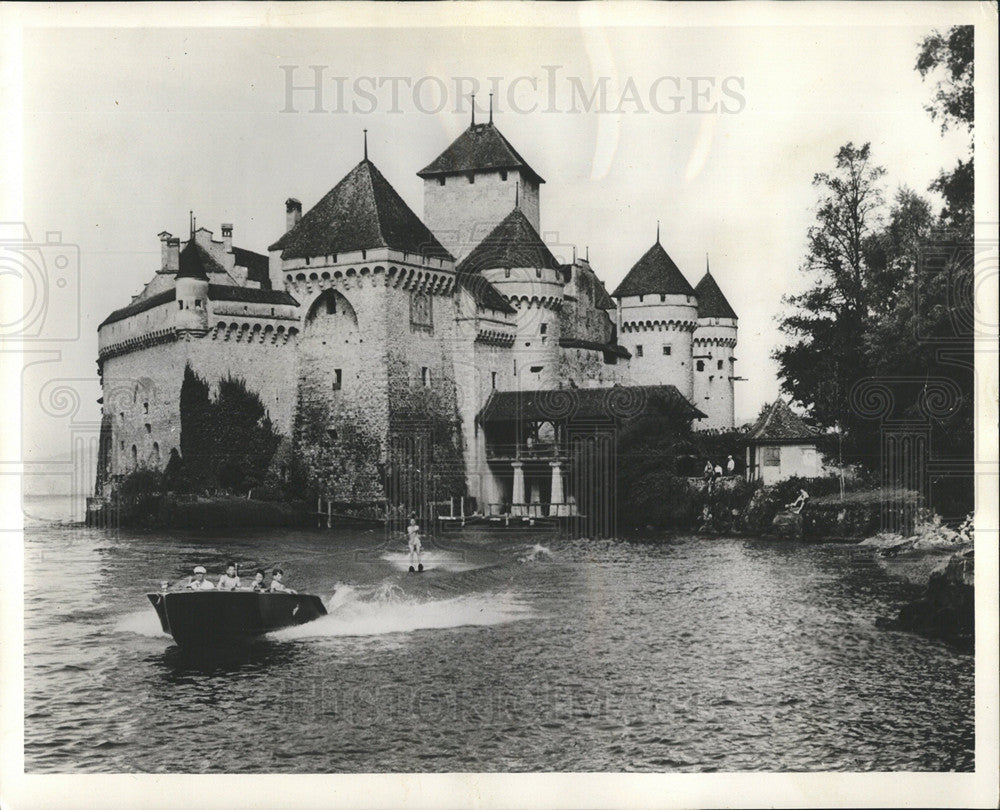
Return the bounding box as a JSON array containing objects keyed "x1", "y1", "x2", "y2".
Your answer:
[
  {"x1": 176, "y1": 364, "x2": 282, "y2": 494},
  {"x1": 774, "y1": 27, "x2": 974, "y2": 516}
]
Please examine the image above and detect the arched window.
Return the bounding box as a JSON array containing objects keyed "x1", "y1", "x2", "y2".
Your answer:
[
  {"x1": 696, "y1": 360, "x2": 705, "y2": 372},
  {"x1": 131, "y1": 445, "x2": 138, "y2": 465},
  {"x1": 152, "y1": 442, "x2": 160, "y2": 463}
]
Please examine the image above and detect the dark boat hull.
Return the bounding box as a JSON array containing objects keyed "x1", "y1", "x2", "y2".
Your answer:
[{"x1": 147, "y1": 590, "x2": 327, "y2": 647}]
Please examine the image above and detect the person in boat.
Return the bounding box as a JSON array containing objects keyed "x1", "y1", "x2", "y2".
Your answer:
[
  {"x1": 186, "y1": 565, "x2": 215, "y2": 590},
  {"x1": 217, "y1": 564, "x2": 241, "y2": 591},
  {"x1": 406, "y1": 517, "x2": 423, "y2": 572},
  {"x1": 269, "y1": 568, "x2": 297, "y2": 594},
  {"x1": 250, "y1": 569, "x2": 267, "y2": 592}
]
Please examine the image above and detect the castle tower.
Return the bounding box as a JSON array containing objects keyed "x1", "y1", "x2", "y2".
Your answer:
[
  {"x1": 418, "y1": 111, "x2": 544, "y2": 262},
  {"x1": 692, "y1": 259, "x2": 738, "y2": 431},
  {"x1": 267, "y1": 150, "x2": 462, "y2": 507},
  {"x1": 613, "y1": 233, "x2": 698, "y2": 401},
  {"x1": 458, "y1": 206, "x2": 564, "y2": 390},
  {"x1": 175, "y1": 239, "x2": 211, "y2": 333}
]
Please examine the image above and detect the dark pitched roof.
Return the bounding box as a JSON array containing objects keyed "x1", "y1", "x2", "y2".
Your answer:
[
  {"x1": 611, "y1": 241, "x2": 696, "y2": 299},
  {"x1": 747, "y1": 399, "x2": 822, "y2": 443},
  {"x1": 558, "y1": 337, "x2": 631, "y2": 359},
  {"x1": 232, "y1": 246, "x2": 272, "y2": 290},
  {"x1": 456, "y1": 272, "x2": 516, "y2": 315},
  {"x1": 457, "y1": 208, "x2": 562, "y2": 275},
  {"x1": 99, "y1": 288, "x2": 176, "y2": 328},
  {"x1": 417, "y1": 122, "x2": 544, "y2": 184},
  {"x1": 593, "y1": 277, "x2": 615, "y2": 310},
  {"x1": 478, "y1": 385, "x2": 704, "y2": 423},
  {"x1": 177, "y1": 240, "x2": 224, "y2": 280},
  {"x1": 99, "y1": 284, "x2": 298, "y2": 329},
  {"x1": 268, "y1": 159, "x2": 452, "y2": 262},
  {"x1": 694, "y1": 270, "x2": 737, "y2": 320},
  {"x1": 207, "y1": 284, "x2": 298, "y2": 306}
]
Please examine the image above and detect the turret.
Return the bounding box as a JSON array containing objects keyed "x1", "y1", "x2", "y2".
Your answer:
[
  {"x1": 458, "y1": 207, "x2": 563, "y2": 390},
  {"x1": 175, "y1": 240, "x2": 210, "y2": 333},
  {"x1": 418, "y1": 102, "x2": 544, "y2": 261},
  {"x1": 613, "y1": 231, "x2": 698, "y2": 400},
  {"x1": 692, "y1": 258, "x2": 738, "y2": 430}
]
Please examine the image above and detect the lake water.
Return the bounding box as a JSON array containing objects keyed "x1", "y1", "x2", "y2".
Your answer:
[{"x1": 22, "y1": 503, "x2": 974, "y2": 773}]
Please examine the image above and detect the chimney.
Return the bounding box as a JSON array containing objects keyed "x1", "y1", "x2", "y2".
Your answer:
[
  {"x1": 158, "y1": 231, "x2": 173, "y2": 272},
  {"x1": 167, "y1": 237, "x2": 180, "y2": 272},
  {"x1": 221, "y1": 223, "x2": 233, "y2": 253},
  {"x1": 286, "y1": 198, "x2": 302, "y2": 232}
]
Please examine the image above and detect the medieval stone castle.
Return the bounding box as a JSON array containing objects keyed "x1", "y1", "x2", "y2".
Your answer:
[{"x1": 96, "y1": 115, "x2": 738, "y2": 516}]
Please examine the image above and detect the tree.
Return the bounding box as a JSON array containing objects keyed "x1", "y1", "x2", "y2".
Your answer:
[{"x1": 774, "y1": 142, "x2": 887, "y2": 461}]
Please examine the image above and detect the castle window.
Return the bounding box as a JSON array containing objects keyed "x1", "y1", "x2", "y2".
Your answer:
[
  {"x1": 361, "y1": 250, "x2": 367, "y2": 260},
  {"x1": 271, "y1": 308, "x2": 275, "y2": 316},
  {"x1": 178, "y1": 301, "x2": 184, "y2": 310},
  {"x1": 152, "y1": 442, "x2": 160, "y2": 463},
  {"x1": 636, "y1": 345, "x2": 643, "y2": 357},
  {"x1": 500, "y1": 170, "x2": 508, "y2": 181},
  {"x1": 143, "y1": 401, "x2": 149, "y2": 414},
  {"x1": 696, "y1": 360, "x2": 705, "y2": 372},
  {"x1": 305, "y1": 257, "x2": 310, "y2": 265},
  {"x1": 119, "y1": 412, "x2": 124, "y2": 424},
  {"x1": 327, "y1": 428, "x2": 338, "y2": 442},
  {"x1": 540, "y1": 323, "x2": 547, "y2": 335},
  {"x1": 536, "y1": 267, "x2": 541, "y2": 278},
  {"x1": 660, "y1": 294, "x2": 666, "y2": 302},
  {"x1": 718, "y1": 359, "x2": 724, "y2": 370},
  {"x1": 762, "y1": 446, "x2": 780, "y2": 467},
  {"x1": 421, "y1": 367, "x2": 431, "y2": 388},
  {"x1": 639, "y1": 295, "x2": 644, "y2": 303},
  {"x1": 505, "y1": 268, "x2": 511, "y2": 278},
  {"x1": 145, "y1": 423, "x2": 151, "y2": 434},
  {"x1": 467, "y1": 173, "x2": 475, "y2": 184},
  {"x1": 195, "y1": 299, "x2": 203, "y2": 309},
  {"x1": 662, "y1": 345, "x2": 671, "y2": 356},
  {"x1": 332, "y1": 369, "x2": 342, "y2": 390},
  {"x1": 131, "y1": 445, "x2": 137, "y2": 465},
  {"x1": 325, "y1": 295, "x2": 337, "y2": 315},
  {"x1": 119, "y1": 440, "x2": 124, "y2": 451},
  {"x1": 410, "y1": 291, "x2": 432, "y2": 332},
  {"x1": 438, "y1": 177, "x2": 446, "y2": 186},
  {"x1": 491, "y1": 371, "x2": 497, "y2": 389}
]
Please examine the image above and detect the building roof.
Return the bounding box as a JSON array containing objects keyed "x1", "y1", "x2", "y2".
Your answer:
[
  {"x1": 99, "y1": 285, "x2": 298, "y2": 329},
  {"x1": 99, "y1": 288, "x2": 177, "y2": 328},
  {"x1": 457, "y1": 208, "x2": 562, "y2": 276},
  {"x1": 268, "y1": 158, "x2": 453, "y2": 262},
  {"x1": 417, "y1": 121, "x2": 544, "y2": 184},
  {"x1": 206, "y1": 284, "x2": 298, "y2": 307},
  {"x1": 611, "y1": 241, "x2": 696, "y2": 299},
  {"x1": 176, "y1": 240, "x2": 224, "y2": 280},
  {"x1": 747, "y1": 399, "x2": 822, "y2": 443},
  {"x1": 232, "y1": 246, "x2": 272, "y2": 290},
  {"x1": 477, "y1": 385, "x2": 704, "y2": 423},
  {"x1": 694, "y1": 268, "x2": 737, "y2": 320},
  {"x1": 456, "y1": 272, "x2": 516, "y2": 315},
  {"x1": 558, "y1": 337, "x2": 631, "y2": 359},
  {"x1": 593, "y1": 277, "x2": 616, "y2": 310}
]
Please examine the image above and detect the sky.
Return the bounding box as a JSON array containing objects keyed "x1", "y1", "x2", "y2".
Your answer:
[{"x1": 3, "y1": 5, "x2": 980, "y2": 495}]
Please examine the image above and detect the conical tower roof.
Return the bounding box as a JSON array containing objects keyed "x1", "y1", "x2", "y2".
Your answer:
[
  {"x1": 694, "y1": 266, "x2": 737, "y2": 320},
  {"x1": 269, "y1": 159, "x2": 452, "y2": 261},
  {"x1": 456, "y1": 207, "x2": 562, "y2": 275},
  {"x1": 417, "y1": 122, "x2": 544, "y2": 184},
  {"x1": 612, "y1": 241, "x2": 695, "y2": 299},
  {"x1": 176, "y1": 240, "x2": 221, "y2": 280}
]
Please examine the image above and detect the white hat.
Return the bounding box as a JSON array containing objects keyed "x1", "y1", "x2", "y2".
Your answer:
[{"x1": 193, "y1": 565, "x2": 206, "y2": 574}]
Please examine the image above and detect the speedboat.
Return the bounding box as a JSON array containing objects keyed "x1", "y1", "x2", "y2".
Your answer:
[{"x1": 147, "y1": 589, "x2": 327, "y2": 647}]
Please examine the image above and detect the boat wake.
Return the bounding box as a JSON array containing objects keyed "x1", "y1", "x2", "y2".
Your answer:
[
  {"x1": 379, "y1": 549, "x2": 489, "y2": 573},
  {"x1": 115, "y1": 609, "x2": 169, "y2": 637},
  {"x1": 269, "y1": 582, "x2": 535, "y2": 641}
]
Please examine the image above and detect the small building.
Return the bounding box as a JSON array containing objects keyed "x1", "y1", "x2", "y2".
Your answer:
[{"x1": 745, "y1": 399, "x2": 824, "y2": 484}]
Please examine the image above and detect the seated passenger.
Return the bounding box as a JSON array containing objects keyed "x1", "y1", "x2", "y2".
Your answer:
[
  {"x1": 186, "y1": 565, "x2": 215, "y2": 590},
  {"x1": 250, "y1": 569, "x2": 267, "y2": 591},
  {"x1": 269, "y1": 568, "x2": 297, "y2": 594},
  {"x1": 217, "y1": 564, "x2": 241, "y2": 591}
]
